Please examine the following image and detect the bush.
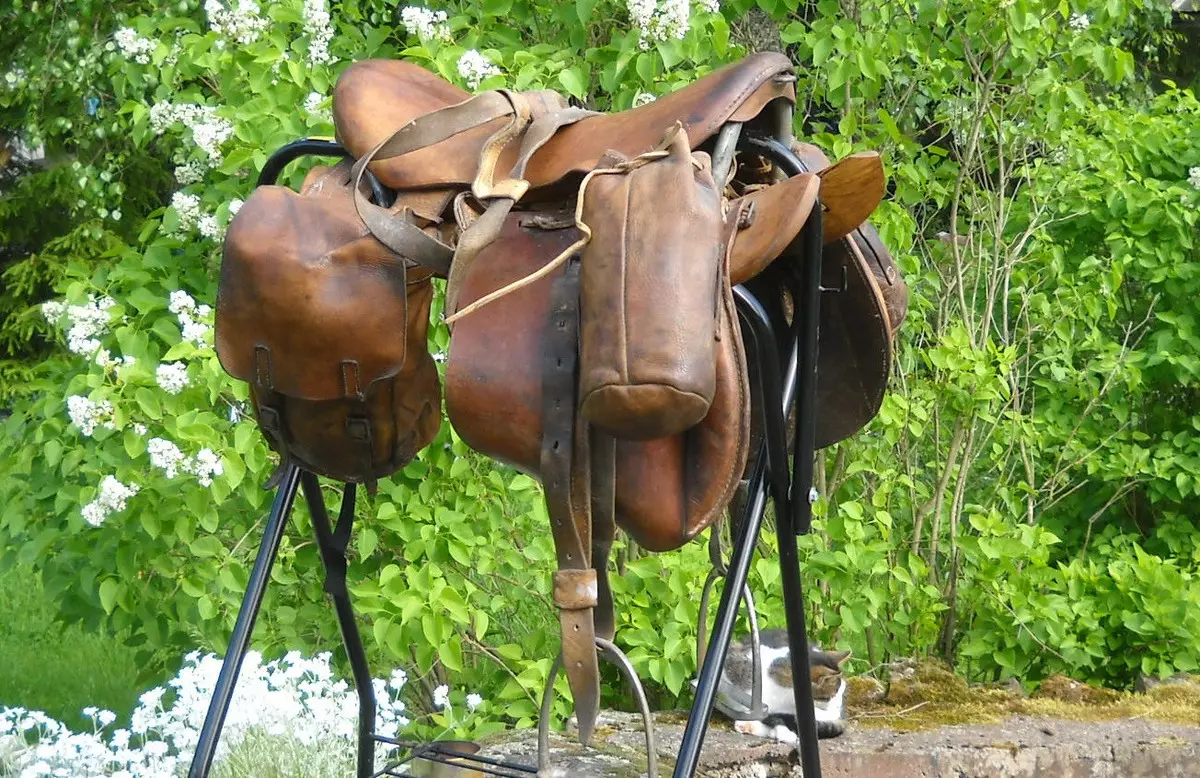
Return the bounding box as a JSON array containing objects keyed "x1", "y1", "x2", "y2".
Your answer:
[{"x1": 1, "y1": 0, "x2": 1199, "y2": 744}]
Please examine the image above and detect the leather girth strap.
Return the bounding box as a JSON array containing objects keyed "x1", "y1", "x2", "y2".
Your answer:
[{"x1": 541, "y1": 256, "x2": 618, "y2": 746}]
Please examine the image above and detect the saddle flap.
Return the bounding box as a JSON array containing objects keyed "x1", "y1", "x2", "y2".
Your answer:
[
  {"x1": 216, "y1": 173, "x2": 412, "y2": 402},
  {"x1": 726, "y1": 171, "x2": 821, "y2": 285},
  {"x1": 444, "y1": 212, "x2": 750, "y2": 552}
]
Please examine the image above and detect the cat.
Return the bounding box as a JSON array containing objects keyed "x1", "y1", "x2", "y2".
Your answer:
[{"x1": 712, "y1": 628, "x2": 851, "y2": 742}]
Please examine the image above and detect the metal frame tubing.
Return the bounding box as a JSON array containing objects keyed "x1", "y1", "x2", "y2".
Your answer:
[
  {"x1": 299, "y1": 473, "x2": 377, "y2": 778},
  {"x1": 672, "y1": 138, "x2": 825, "y2": 778},
  {"x1": 186, "y1": 463, "x2": 302, "y2": 778}
]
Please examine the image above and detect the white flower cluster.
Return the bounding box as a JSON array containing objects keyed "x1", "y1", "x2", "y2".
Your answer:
[
  {"x1": 147, "y1": 436, "x2": 224, "y2": 486},
  {"x1": 229, "y1": 198, "x2": 244, "y2": 216},
  {"x1": 169, "y1": 290, "x2": 214, "y2": 347},
  {"x1": 3, "y1": 68, "x2": 27, "y2": 89},
  {"x1": 169, "y1": 191, "x2": 202, "y2": 233},
  {"x1": 457, "y1": 50, "x2": 501, "y2": 90},
  {"x1": 147, "y1": 437, "x2": 190, "y2": 479},
  {"x1": 627, "y1": 0, "x2": 691, "y2": 49},
  {"x1": 148, "y1": 102, "x2": 233, "y2": 164},
  {"x1": 0, "y1": 650, "x2": 484, "y2": 777},
  {"x1": 114, "y1": 27, "x2": 157, "y2": 65},
  {"x1": 81, "y1": 476, "x2": 141, "y2": 527},
  {"x1": 43, "y1": 294, "x2": 118, "y2": 356},
  {"x1": 167, "y1": 193, "x2": 227, "y2": 241},
  {"x1": 697, "y1": 0, "x2": 719, "y2": 13},
  {"x1": 303, "y1": 92, "x2": 333, "y2": 123},
  {"x1": 1069, "y1": 13, "x2": 1090, "y2": 31},
  {"x1": 304, "y1": 0, "x2": 336, "y2": 65},
  {"x1": 174, "y1": 158, "x2": 207, "y2": 185},
  {"x1": 204, "y1": 0, "x2": 269, "y2": 45},
  {"x1": 1188, "y1": 166, "x2": 1200, "y2": 190},
  {"x1": 399, "y1": 6, "x2": 452, "y2": 40},
  {"x1": 633, "y1": 91, "x2": 656, "y2": 107},
  {"x1": 94, "y1": 348, "x2": 127, "y2": 370},
  {"x1": 155, "y1": 362, "x2": 191, "y2": 395},
  {"x1": 67, "y1": 395, "x2": 115, "y2": 437}
]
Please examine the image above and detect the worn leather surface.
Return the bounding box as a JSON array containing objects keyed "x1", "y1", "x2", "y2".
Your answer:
[
  {"x1": 578, "y1": 133, "x2": 724, "y2": 440},
  {"x1": 793, "y1": 141, "x2": 908, "y2": 335},
  {"x1": 333, "y1": 52, "x2": 796, "y2": 193},
  {"x1": 787, "y1": 141, "x2": 907, "y2": 449},
  {"x1": 725, "y1": 171, "x2": 820, "y2": 285},
  {"x1": 216, "y1": 161, "x2": 442, "y2": 483},
  {"x1": 444, "y1": 212, "x2": 750, "y2": 552},
  {"x1": 540, "y1": 259, "x2": 602, "y2": 744}
]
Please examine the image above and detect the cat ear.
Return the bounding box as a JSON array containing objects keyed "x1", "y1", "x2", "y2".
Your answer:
[{"x1": 829, "y1": 649, "x2": 852, "y2": 667}]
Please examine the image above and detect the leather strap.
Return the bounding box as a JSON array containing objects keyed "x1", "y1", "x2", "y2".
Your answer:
[
  {"x1": 540, "y1": 257, "x2": 601, "y2": 745},
  {"x1": 348, "y1": 86, "x2": 598, "y2": 316},
  {"x1": 590, "y1": 429, "x2": 616, "y2": 643},
  {"x1": 442, "y1": 104, "x2": 596, "y2": 318}
]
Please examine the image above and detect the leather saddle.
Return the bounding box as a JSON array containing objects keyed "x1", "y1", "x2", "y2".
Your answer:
[{"x1": 218, "y1": 52, "x2": 906, "y2": 748}]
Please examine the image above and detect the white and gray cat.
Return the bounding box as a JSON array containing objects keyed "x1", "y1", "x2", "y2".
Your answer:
[{"x1": 713, "y1": 628, "x2": 850, "y2": 742}]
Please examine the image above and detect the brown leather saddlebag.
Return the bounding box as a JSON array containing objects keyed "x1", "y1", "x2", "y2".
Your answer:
[
  {"x1": 577, "y1": 125, "x2": 725, "y2": 440},
  {"x1": 215, "y1": 162, "x2": 442, "y2": 487}
]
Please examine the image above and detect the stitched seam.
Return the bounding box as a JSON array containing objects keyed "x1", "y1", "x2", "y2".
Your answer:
[
  {"x1": 844, "y1": 237, "x2": 890, "y2": 408},
  {"x1": 619, "y1": 177, "x2": 632, "y2": 383}
]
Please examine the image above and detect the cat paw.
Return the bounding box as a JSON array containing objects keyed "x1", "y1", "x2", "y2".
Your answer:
[
  {"x1": 770, "y1": 725, "x2": 799, "y2": 745},
  {"x1": 733, "y1": 720, "x2": 758, "y2": 736}
]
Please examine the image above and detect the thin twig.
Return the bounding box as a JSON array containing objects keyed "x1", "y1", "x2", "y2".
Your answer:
[{"x1": 851, "y1": 701, "x2": 931, "y2": 720}]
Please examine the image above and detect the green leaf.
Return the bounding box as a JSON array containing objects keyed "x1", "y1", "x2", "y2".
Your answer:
[
  {"x1": 358, "y1": 527, "x2": 379, "y2": 559},
  {"x1": 44, "y1": 439, "x2": 62, "y2": 469},
  {"x1": 781, "y1": 21, "x2": 806, "y2": 45},
  {"x1": 190, "y1": 535, "x2": 225, "y2": 558},
  {"x1": 577, "y1": 0, "x2": 597, "y2": 23},
  {"x1": 136, "y1": 388, "x2": 163, "y2": 421},
  {"x1": 99, "y1": 579, "x2": 120, "y2": 615},
  {"x1": 473, "y1": 610, "x2": 490, "y2": 641},
  {"x1": 557, "y1": 67, "x2": 587, "y2": 101},
  {"x1": 812, "y1": 36, "x2": 835, "y2": 66}
]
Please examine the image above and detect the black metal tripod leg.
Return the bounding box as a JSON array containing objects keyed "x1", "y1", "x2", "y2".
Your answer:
[
  {"x1": 299, "y1": 472, "x2": 376, "y2": 778},
  {"x1": 673, "y1": 451, "x2": 771, "y2": 778},
  {"x1": 775, "y1": 202, "x2": 825, "y2": 778},
  {"x1": 187, "y1": 462, "x2": 303, "y2": 778},
  {"x1": 674, "y1": 280, "x2": 798, "y2": 778}
]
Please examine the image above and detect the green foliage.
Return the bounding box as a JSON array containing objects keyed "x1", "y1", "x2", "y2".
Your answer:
[
  {"x1": 1, "y1": 0, "x2": 1199, "y2": 746},
  {"x1": 0, "y1": 562, "x2": 143, "y2": 730}
]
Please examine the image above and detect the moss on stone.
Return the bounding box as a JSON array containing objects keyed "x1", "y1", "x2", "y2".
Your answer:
[{"x1": 846, "y1": 660, "x2": 1200, "y2": 733}]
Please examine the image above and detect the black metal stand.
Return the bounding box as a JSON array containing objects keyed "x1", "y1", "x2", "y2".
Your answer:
[{"x1": 186, "y1": 135, "x2": 826, "y2": 778}]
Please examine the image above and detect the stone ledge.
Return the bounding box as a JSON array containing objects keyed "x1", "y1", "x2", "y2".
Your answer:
[{"x1": 472, "y1": 710, "x2": 1200, "y2": 777}]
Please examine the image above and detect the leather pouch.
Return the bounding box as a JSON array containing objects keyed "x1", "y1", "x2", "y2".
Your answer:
[
  {"x1": 215, "y1": 161, "x2": 442, "y2": 487},
  {"x1": 577, "y1": 126, "x2": 726, "y2": 440}
]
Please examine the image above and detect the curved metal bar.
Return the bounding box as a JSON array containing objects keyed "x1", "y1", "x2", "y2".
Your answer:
[
  {"x1": 743, "y1": 586, "x2": 764, "y2": 719},
  {"x1": 693, "y1": 578, "x2": 767, "y2": 721},
  {"x1": 256, "y1": 137, "x2": 393, "y2": 207},
  {"x1": 693, "y1": 567, "x2": 722, "y2": 670},
  {"x1": 710, "y1": 122, "x2": 743, "y2": 192},
  {"x1": 536, "y1": 639, "x2": 658, "y2": 778}
]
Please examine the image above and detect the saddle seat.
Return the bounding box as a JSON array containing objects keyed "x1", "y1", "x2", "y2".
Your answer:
[{"x1": 333, "y1": 51, "x2": 797, "y2": 193}]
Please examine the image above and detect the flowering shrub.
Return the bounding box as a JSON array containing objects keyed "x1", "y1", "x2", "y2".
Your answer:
[
  {"x1": 0, "y1": 649, "x2": 490, "y2": 778},
  {"x1": 2, "y1": 0, "x2": 1200, "y2": 753}
]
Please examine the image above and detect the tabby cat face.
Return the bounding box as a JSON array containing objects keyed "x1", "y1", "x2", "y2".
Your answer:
[{"x1": 810, "y1": 649, "x2": 851, "y2": 701}]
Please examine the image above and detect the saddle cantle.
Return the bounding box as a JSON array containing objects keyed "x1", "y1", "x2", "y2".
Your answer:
[
  {"x1": 216, "y1": 51, "x2": 906, "y2": 752},
  {"x1": 333, "y1": 52, "x2": 797, "y2": 193}
]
